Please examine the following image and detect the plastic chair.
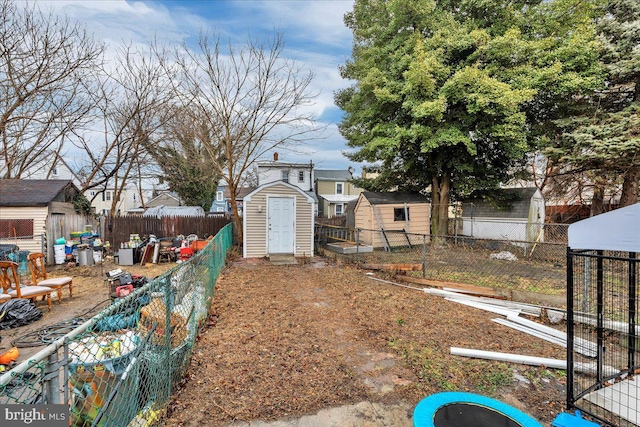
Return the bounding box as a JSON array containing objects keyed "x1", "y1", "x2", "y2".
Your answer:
[
  {"x1": 0, "y1": 261, "x2": 52, "y2": 311},
  {"x1": 27, "y1": 253, "x2": 73, "y2": 303}
]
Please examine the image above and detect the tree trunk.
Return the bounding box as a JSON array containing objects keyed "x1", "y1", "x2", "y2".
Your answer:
[
  {"x1": 229, "y1": 187, "x2": 243, "y2": 246},
  {"x1": 619, "y1": 166, "x2": 639, "y2": 207},
  {"x1": 431, "y1": 173, "x2": 451, "y2": 238},
  {"x1": 590, "y1": 180, "x2": 605, "y2": 216}
]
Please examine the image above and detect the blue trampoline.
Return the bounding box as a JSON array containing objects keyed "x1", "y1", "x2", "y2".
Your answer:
[{"x1": 414, "y1": 392, "x2": 544, "y2": 427}]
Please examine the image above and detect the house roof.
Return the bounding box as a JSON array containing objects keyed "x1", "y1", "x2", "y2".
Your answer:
[
  {"x1": 145, "y1": 191, "x2": 181, "y2": 206},
  {"x1": 460, "y1": 187, "x2": 542, "y2": 219},
  {"x1": 361, "y1": 191, "x2": 428, "y2": 205},
  {"x1": 0, "y1": 179, "x2": 79, "y2": 207},
  {"x1": 257, "y1": 161, "x2": 313, "y2": 169},
  {"x1": 143, "y1": 205, "x2": 205, "y2": 217},
  {"x1": 568, "y1": 203, "x2": 640, "y2": 252},
  {"x1": 314, "y1": 170, "x2": 353, "y2": 181}
]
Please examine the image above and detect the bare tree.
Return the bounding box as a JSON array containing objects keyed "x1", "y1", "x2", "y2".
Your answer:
[
  {"x1": 0, "y1": 0, "x2": 103, "y2": 178},
  {"x1": 160, "y1": 32, "x2": 320, "y2": 243},
  {"x1": 147, "y1": 105, "x2": 224, "y2": 210},
  {"x1": 72, "y1": 44, "x2": 174, "y2": 216}
]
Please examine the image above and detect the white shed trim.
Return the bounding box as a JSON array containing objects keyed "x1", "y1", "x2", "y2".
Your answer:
[{"x1": 244, "y1": 180, "x2": 315, "y2": 204}]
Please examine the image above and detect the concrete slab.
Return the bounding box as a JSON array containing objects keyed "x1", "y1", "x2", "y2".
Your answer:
[
  {"x1": 269, "y1": 254, "x2": 298, "y2": 265},
  {"x1": 223, "y1": 401, "x2": 414, "y2": 427},
  {"x1": 326, "y1": 243, "x2": 374, "y2": 254}
]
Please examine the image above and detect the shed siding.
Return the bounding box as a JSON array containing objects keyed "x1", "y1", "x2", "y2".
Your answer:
[
  {"x1": 244, "y1": 183, "x2": 314, "y2": 258},
  {"x1": 0, "y1": 206, "x2": 47, "y2": 253},
  {"x1": 354, "y1": 199, "x2": 430, "y2": 248}
]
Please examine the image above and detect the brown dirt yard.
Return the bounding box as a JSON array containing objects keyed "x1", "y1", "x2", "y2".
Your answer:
[
  {"x1": 164, "y1": 256, "x2": 568, "y2": 427},
  {"x1": 0, "y1": 255, "x2": 569, "y2": 426}
]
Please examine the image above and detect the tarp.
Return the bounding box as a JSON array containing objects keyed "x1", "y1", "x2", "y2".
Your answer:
[
  {"x1": 568, "y1": 203, "x2": 640, "y2": 252},
  {"x1": 0, "y1": 299, "x2": 43, "y2": 330},
  {"x1": 143, "y1": 205, "x2": 205, "y2": 218}
]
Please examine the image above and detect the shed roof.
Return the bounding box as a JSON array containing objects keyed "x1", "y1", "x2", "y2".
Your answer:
[
  {"x1": 0, "y1": 179, "x2": 78, "y2": 207},
  {"x1": 143, "y1": 205, "x2": 205, "y2": 217},
  {"x1": 314, "y1": 170, "x2": 353, "y2": 181},
  {"x1": 568, "y1": 203, "x2": 640, "y2": 252},
  {"x1": 361, "y1": 191, "x2": 428, "y2": 205},
  {"x1": 461, "y1": 187, "x2": 541, "y2": 219},
  {"x1": 244, "y1": 180, "x2": 317, "y2": 203}
]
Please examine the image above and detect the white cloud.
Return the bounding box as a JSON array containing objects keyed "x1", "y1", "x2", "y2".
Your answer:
[{"x1": 33, "y1": 0, "x2": 358, "y2": 171}]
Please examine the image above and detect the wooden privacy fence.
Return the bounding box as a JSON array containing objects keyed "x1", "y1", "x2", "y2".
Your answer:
[
  {"x1": 106, "y1": 215, "x2": 232, "y2": 247},
  {"x1": 46, "y1": 214, "x2": 105, "y2": 263}
]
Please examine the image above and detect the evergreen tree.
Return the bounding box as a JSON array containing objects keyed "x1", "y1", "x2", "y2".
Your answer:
[
  {"x1": 549, "y1": 0, "x2": 640, "y2": 210},
  {"x1": 337, "y1": 0, "x2": 603, "y2": 235}
]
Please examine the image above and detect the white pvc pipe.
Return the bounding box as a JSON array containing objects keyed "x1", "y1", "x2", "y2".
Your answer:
[
  {"x1": 450, "y1": 347, "x2": 567, "y2": 369},
  {"x1": 444, "y1": 298, "x2": 521, "y2": 317},
  {"x1": 491, "y1": 318, "x2": 567, "y2": 347},
  {"x1": 450, "y1": 347, "x2": 618, "y2": 376},
  {"x1": 506, "y1": 314, "x2": 597, "y2": 358}
]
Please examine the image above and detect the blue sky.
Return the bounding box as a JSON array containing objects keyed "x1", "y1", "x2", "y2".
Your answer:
[{"x1": 43, "y1": 0, "x2": 362, "y2": 174}]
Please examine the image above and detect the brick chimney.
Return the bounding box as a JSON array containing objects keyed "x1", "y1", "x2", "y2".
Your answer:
[{"x1": 273, "y1": 152, "x2": 279, "y2": 161}]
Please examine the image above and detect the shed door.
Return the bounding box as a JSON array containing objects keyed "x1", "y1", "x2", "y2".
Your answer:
[{"x1": 268, "y1": 197, "x2": 295, "y2": 254}]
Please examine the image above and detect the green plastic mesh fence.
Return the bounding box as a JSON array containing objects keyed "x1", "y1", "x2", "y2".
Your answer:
[{"x1": 0, "y1": 223, "x2": 233, "y2": 427}]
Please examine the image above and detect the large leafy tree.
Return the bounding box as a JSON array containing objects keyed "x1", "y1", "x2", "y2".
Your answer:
[
  {"x1": 336, "y1": 0, "x2": 603, "y2": 235},
  {"x1": 547, "y1": 0, "x2": 640, "y2": 210}
]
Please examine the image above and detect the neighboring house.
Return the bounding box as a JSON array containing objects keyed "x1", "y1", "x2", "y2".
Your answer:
[
  {"x1": 459, "y1": 187, "x2": 545, "y2": 243},
  {"x1": 143, "y1": 205, "x2": 205, "y2": 218},
  {"x1": 3, "y1": 154, "x2": 160, "y2": 216},
  {"x1": 0, "y1": 179, "x2": 81, "y2": 253},
  {"x1": 210, "y1": 186, "x2": 256, "y2": 216},
  {"x1": 256, "y1": 152, "x2": 314, "y2": 192},
  {"x1": 145, "y1": 191, "x2": 182, "y2": 208},
  {"x1": 315, "y1": 168, "x2": 362, "y2": 218},
  {"x1": 350, "y1": 191, "x2": 430, "y2": 248},
  {"x1": 242, "y1": 181, "x2": 315, "y2": 258},
  {"x1": 16, "y1": 155, "x2": 83, "y2": 187}
]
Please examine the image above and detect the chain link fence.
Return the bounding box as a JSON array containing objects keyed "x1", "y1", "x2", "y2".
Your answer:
[
  {"x1": 0, "y1": 223, "x2": 233, "y2": 426},
  {"x1": 316, "y1": 220, "x2": 568, "y2": 302}
]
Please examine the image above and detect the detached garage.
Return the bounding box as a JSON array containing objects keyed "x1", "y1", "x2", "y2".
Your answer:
[{"x1": 242, "y1": 181, "x2": 316, "y2": 258}]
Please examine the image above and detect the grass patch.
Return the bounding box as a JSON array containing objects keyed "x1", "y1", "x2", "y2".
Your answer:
[{"x1": 387, "y1": 337, "x2": 513, "y2": 397}]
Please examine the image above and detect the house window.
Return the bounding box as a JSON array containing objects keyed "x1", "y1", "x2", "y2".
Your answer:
[
  {"x1": 106, "y1": 191, "x2": 112, "y2": 201},
  {"x1": 336, "y1": 182, "x2": 343, "y2": 195},
  {"x1": 52, "y1": 168, "x2": 58, "y2": 176},
  {"x1": 216, "y1": 191, "x2": 224, "y2": 202},
  {"x1": 282, "y1": 171, "x2": 289, "y2": 183},
  {"x1": 298, "y1": 171, "x2": 305, "y2": 182},
  {"x1": 394, "y1": 207, "x2": 409, "y2": 221},
  {"x1": 335, "y1": 203, "x2": 344, "y2": 216},
  {"x1": 90, "y1": 191, "x2": 95, "y2": 196}
]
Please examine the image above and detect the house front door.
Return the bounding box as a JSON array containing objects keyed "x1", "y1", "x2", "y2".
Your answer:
[{"x1": 268, "y1": 197, "x2": 295, "y2": 254}]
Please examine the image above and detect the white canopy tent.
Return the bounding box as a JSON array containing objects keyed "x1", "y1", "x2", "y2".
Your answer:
[{"x1": 568, "y1": 203, "x2": 640, "y2": 252}]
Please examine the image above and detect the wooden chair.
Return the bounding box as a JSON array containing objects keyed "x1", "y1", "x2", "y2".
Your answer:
[
  {"x1": 27, "y1": 253, "x2": 73, "y2": 303},
  {"x1": 0, "y1": 261, "x2": 52, "y2": 311}
]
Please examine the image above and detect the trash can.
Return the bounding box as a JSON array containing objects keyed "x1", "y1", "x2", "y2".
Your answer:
[{"x1": 77, "y1": 247, "x2": 94, "y2": 266}]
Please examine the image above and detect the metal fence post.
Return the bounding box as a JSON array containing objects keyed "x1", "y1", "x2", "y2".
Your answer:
[
  {"x1": 356, "y1": 228, "x2": 360, "y2": 264},
  {"x1": 422, "y1": 234, "x2": 426, "y2": 278},
  {"x1": 45, "y1": 351, "x2": 61, "y2": 404}
]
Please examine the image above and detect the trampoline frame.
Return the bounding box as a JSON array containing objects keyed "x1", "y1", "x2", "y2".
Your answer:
[{"x1": 413, "y1": 392, "x2": 544, "y2": 427}]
